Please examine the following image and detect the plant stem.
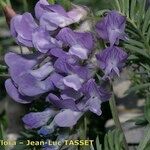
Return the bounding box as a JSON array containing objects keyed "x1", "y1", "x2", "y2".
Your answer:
[
  {"x1": 109, "y1": 88, "x2": 129, "y2": 150},
  {"x1": 48, "y1": 0, "x2": 55, "y2": 4},
  {"x1": 137, "y1": 125, "x2": 150, "y2": 150},
  {"x1": 0, "y1": 0, "x2": 7, "y2": 8}
]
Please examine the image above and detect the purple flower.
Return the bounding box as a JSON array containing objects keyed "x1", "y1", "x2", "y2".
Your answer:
[
  {"x1": 4, "y1": 52, "x2": 59, "y2": 102},
  {"x1": 36, "y1": 1, "x2": 88, "y2": 31},
  {"x1": 22, "y1": 78, "x2": 111, "y2": 129},
  {"x1": 23, "y1": 108, "x2": 82, "y2": 129},
  {"x1": 54, "y1": 109, "x2": 83, "y2": 127},
  {"x1": 56, "y1": 27, "x2": 94, "y2": 59},
  {"x1": 35, "y1": 0, "x2": 49, "y2": 20},
  {"x1": 10, "y1": 13, "x2": 38, "y2": 47},
  {"x1": 96, "y1": 11, "x2": 126, "y2": 46},
  {"x1": 96, "y1": 46, "x2": 128, "y2": 78},
  {"x1": 81, "y1": 79, "x2": 111, "y2": 115},
  {"x1": 32, "y1": 27, "x2": 62, "y2": 53},
  {"x1": 46, "y1": 93, "x2": 79, "y2": 111},
  {"x1": 62, "y1": 74, "x2": 84, "y2": 91},
  {"x1": 22, "y1": 109, "x2": 57, "y2": 129}
]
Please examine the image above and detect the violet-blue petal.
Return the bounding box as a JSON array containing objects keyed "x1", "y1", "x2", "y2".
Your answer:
[
  {"x1": 67, "y1": 5, "x2": 88, "y2": 22},
  {"x1": 32, "y1": 27, "x2": 62, "y2": 53},
  {"x1": 50, "y1": 48, "x2": 67, "y2": 58},
  {"x1": 96, "y1": 11, "x2": 126, "y2": 46},
  {"x1": 56, "y1": 27, "x2": 94, "y2": 50},
  {"x1": 50, "y1": 73, "x2": 65, "y2": 89},
  {"x1": 54, "y1": 109, "x2": 82, "y2": 127},
  {"x1": 72, "y1": 65, "x2": 93, "y2": 80},
  {"x1": 29, "y1": 62, "x2": 54, "y2": 80},
  {"x1": 35, "y1": 0, "x2": 49, "y2": 19},
  {"x1": 63, "y1": 74, "x2": 84, "y2": 91},
  {"x1": 17, "y1": 74, "x2": 54, "y2": 96},
  {"x1": 54, "y1": 57, "x2": 72, "y2": 74},
  {"x1": 10, "y1": 13, "x2": 38, "y2": 47},
  {"x1": 47, "y1": 93, "x2": 79, "y2": 111},
  {"x1": 40, "y1": 12, "x2": 72, "y2": 31},
  {"x1": 61, "y1": 88, "x2": 82, "y2": 101},
  {"x1": 40, "y1": 4, "x2": 67, "y2": 16},
  {"x1": 85, "y1": 96, "x2": 102, "y2": 116},
  {"x1": 96, "y1": 46, "x2": 128, "y2": 77},
  {"x1": 69, "y1": 45, "x2": 88, "y2": 59},
  {"x1": 5, "y1": 52, "x2": 38, "y2": 84},
  {"x1": 5, "y1": 79, "x2": 32, "y2": 104},
  {"x1": 22, "y1": 109, "x2": 56, "y2": 129}
]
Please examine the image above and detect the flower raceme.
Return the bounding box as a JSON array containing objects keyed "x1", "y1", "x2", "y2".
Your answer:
[{"x1": 5, "y1": 0, "x2": 128, "y2": 132}]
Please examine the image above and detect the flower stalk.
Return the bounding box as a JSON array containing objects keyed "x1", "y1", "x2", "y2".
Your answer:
[{"x1": 109, "y1": 85, "x2": 129, "y2": 150}]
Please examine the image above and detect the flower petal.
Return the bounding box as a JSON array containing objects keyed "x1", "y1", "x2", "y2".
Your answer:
[
  {"x1": 22, "y1": 109, "x2": 56, "y2": 129},
  {"x1": 32, "y1": 27, "x2": 62, "y2": 53},
  {"x1": 47, "y1": 93, "x2": 79, "y2": 111},
  {"x1": 54, "y1": 109, "x2": 82, "y2": 127},
  {"x1": 63, "y1": 74, "x2": 84, "y2": 91},
  {"x1": 5, "y1": 79, "x2": 32, "y2": 104}
]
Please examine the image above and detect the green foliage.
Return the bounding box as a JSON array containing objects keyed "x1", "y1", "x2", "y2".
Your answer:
[{"x1": 91, "y1": 129, "x2": 124, "y2": 150}]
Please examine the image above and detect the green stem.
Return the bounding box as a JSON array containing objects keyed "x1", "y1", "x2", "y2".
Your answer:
[
  {"x1": 48, "y1": 0, "x2": 55, "y2": 4},
  {"x1": 137, "y1": 125, "x2": 150, "y2": 150},
  {"x1": 0, "y1": 0, "x2": 7, "y2": 8},
  {"x1": 6, "y1": 0, "x2": 11, "y2": 6},
  {"x1": 23, "y1": 0, "x2": 28, "y2": 11},
  {"x1": 109, "y1": 88, "x2": 129, "y2": 150}
]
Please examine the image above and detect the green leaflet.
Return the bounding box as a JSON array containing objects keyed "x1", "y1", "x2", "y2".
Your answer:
[
  {"x1": 48, "y1": 0, "x2": 55, "y2": 4},
  {"x1": 142, "y1": 8, "x2": 150, "y2": 34},
  {"x1": 95, "y1": 129, "x2": 124, "y2": 150},
  {"x1": 114, "y1": 0, "x2": 121, "y2": 12},
  {"x1": 124, "y1": 0, "x2": 129, "y2": 17},
  {"x1": 126, "y1": 38, "x2": 145, "y2": 48},
  {"x1": 96, "y1": 136, "x2": 102, "y2": 150},
  {"x1": 124, "y1": 44, "x2": 149, "y2": 59},
  {"x1": 126, "y1": 83, "x2": 150, "y2": 94},
  {"x1": 137, "y1": 0, "x2": 146, "y2": 26},
  {"x1": 105, "y1": 129, "x2": 124, "y2": 150},
  {"x1": 130, "y1": 0, "x2": 136, "y2": 20}
]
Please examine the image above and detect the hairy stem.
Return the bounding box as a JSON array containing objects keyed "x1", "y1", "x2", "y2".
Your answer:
[{"x1": 109, "y1": 87, "x2": 129, "y2": 150}]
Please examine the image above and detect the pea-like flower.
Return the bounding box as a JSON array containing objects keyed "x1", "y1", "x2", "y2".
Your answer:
[
  {"x1": 4, "y1": 0, "x2": 128, "y2": 135},
  {"x1": 96, "y1": 46, "x2": 128, "y2": 78},
  {"x1": 4, "y1": 52, "x2": 61, "y2": 103},
  {"x1": 22, "y1": 79, "x2": 110, "y2": 130},
  {"x1": 56, "y1": 27, "x2": 94, "y2": 60},
  {"x1": 96, "y1": 11, "x2": 126, "y2": 46},
  {"x1": 36, "y1": 0, "x2": 88, "y2": 31},
  {"x1": 10, "y1": 13, "x2": 38, "y2": 47}
]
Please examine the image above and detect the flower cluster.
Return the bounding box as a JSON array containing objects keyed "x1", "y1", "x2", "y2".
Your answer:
[
  {"x1": 96, "y1": 11, "x2": 128, "y2": 78},
  {"x1": 5, "y1": 0, "x2": 127, "y2": 142}
]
